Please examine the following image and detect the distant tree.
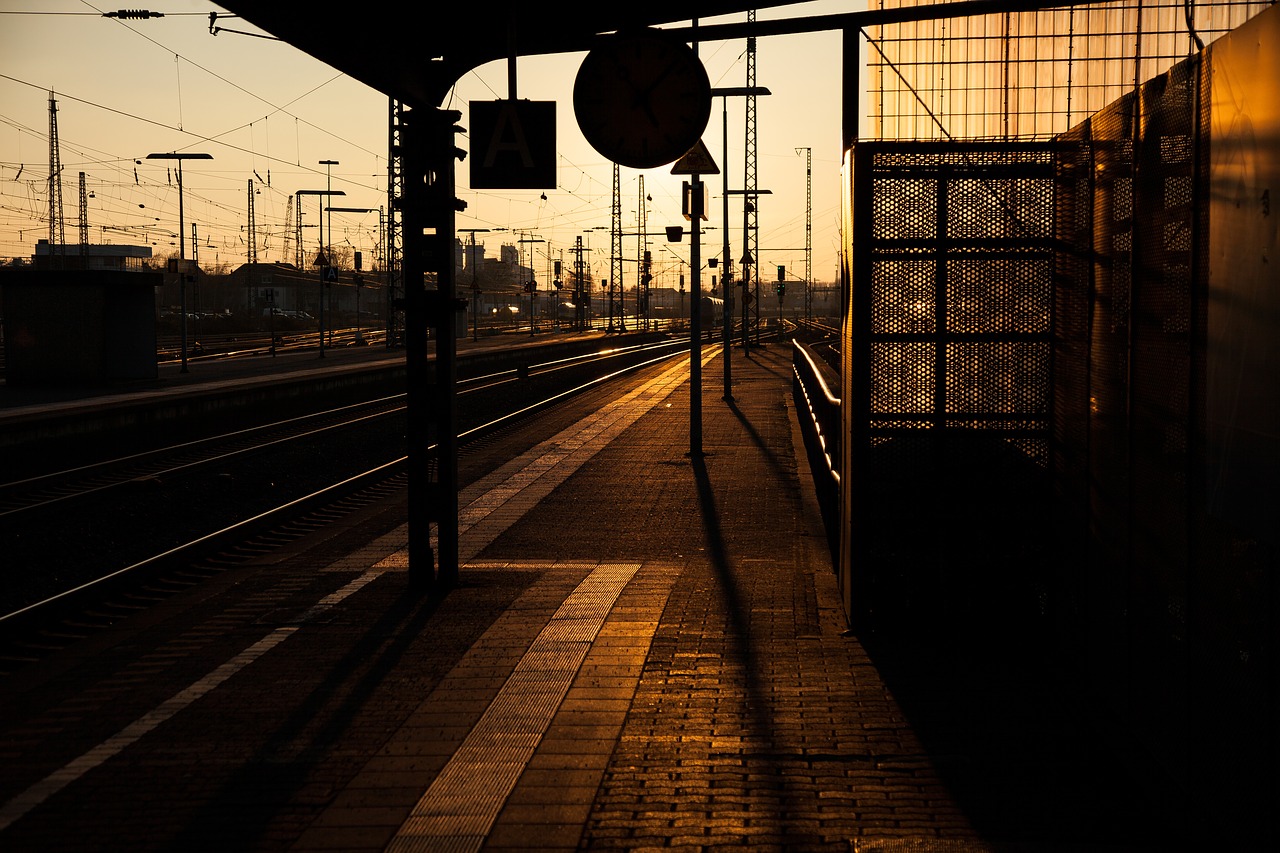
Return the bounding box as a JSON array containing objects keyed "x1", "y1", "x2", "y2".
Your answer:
[{"x1": 323, "y1": 244, "x2": 353, "y2": 270}]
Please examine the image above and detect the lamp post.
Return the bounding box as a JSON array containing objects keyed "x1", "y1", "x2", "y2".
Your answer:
[
  {"x1": 296, "y1": 188, "x2": 344, "y2": 357},
  {"x1": 458, "y1": 228, "x2": 490, "y2": 341},
  {"x1": 319, "y1": 160, "x2": 339, "y2": 350},
  {"x1": 146, "y1": 151, "x2": 211, "y2": 373},
  {"x1": 327, "y1": 206, "x2": 379, "y2": 344},
  {"x1": 710, "y1": 87, "x2": 770, "y2": 400},
  {"x1": 518, "y1": 234, "x2": 545, "y2": 337}
]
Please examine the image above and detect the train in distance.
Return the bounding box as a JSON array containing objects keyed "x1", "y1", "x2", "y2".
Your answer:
[{"x1": 699, "y1": 295, "x2": 727, "y2": 332}]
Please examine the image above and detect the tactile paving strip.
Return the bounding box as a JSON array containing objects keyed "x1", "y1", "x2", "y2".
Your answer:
[{"x1": 386, "y1": 562, "x2": 641, "y2": 853}]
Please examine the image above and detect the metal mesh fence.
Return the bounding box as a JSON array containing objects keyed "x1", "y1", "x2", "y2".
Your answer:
[
  {"x1": 842, "y1": 6, "x2": 1276, "y2": 840},
  {"x1": 865, "y1": 0, "x2": 1270, "y2": 141}
]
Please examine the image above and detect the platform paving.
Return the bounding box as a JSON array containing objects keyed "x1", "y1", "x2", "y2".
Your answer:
[{"x1": 0, "y1": 341, "x2": 1186, "y2": 851}]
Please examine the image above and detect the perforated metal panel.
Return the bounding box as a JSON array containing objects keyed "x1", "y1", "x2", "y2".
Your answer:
[
  {"x1": 845, "y1": 141, "x2": 1056, "y2": 629},
  {"x1": 857, "y1": 145, "x2": 1055, "y2": 439}
]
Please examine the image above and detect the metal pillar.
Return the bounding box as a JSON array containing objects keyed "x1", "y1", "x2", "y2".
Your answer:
[
  {"x1": 745, "y1": 12, "x2": 761, "y2": 343},
  {"x1": 77, "y1": 172, "x2": 88, "y2": 253},
  {"x1": 570, "y1": 235, "x2": 586, "y2": 330},
  {"x1": 293, "y1": 195, "x2": 303, "y2": 269},
  {"x1": 401, "y1": 105, "x2": 465, "y2": 594},
  {"x1": 610, "y1": 163, "x2": 622, "y2": 332},
  {"x1": 637, "y1": 176, "x2": 647, "y2": 330},
  {"x1": 689, "y1": 178, "x2": 703, "y2": 456},
  {"x1": 722, "y1": 99, "x2": 734, "y2": 401},
  {"x1": 247, "y1": 179, "x2": 258, "y2": 265},
  {"x1": 387, "y1": 99, "x2": 405, "y2": 349},
  {"x1": 689, "y1": 29, "x2": 704, "y2": 457},
  {"x1": 797, "y1": 147, "x2": 812, "y2": 321},
  {"x1": 47, "y1": 92, "x2": 65, "y2": 265}
]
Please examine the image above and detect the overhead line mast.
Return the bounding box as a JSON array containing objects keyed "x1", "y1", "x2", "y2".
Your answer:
[
  {"x1": 797, "y1": 146, "x2": 812, "y2": 321},
  {"x1": 744, "y1": 11, "x2": 760, "y2": 343},
  {"x1": 638, "y1": 176, "x2": 650, "y2": 330},
  {"x1": 48, "y1": 91, "x2": 65, "y2": 267},
  {"x1": 247, "y1": 179, "x2": 258, "y2": 265},
  {"x1": 282, "y1": 195, "x2": 293, "y2": 265},
  {"x1": 611, "y1": 163, "x2": 622, "y2": 332},
  {"x1": 78, "y1": 171, "x2": 88, "y2": 255}
]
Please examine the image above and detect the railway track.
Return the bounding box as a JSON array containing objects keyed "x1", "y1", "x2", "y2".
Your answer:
[{"x1": 0, "y1": 338, "x2": 692, "y2": 671}]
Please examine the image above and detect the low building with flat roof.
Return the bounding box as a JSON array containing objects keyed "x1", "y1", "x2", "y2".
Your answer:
[{"x1": 32, "y1": 241, "x2": 153, "y2": 272}]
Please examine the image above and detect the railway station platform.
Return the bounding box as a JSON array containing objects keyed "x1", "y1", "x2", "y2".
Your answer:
[{"x1": 0, "y1": 341, "x2": 1188, "y2": 851}]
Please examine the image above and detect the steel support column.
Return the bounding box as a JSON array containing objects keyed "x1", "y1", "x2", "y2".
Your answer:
[{"x1": 401, "y1": 105, "x2": 465, "y2": 593}]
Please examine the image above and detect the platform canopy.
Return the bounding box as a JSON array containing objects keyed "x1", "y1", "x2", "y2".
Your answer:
[{"x1": 216, "y1": 3, "x2": 793, "y2": 107}]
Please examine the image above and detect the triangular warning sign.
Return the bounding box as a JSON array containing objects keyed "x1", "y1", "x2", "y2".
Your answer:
[
  {"x1": 313, "y1": 251, "x2": 328, "y2": 267},
  {"x1": 671, "y1": 140, "x2": 719, "y2": 175}
]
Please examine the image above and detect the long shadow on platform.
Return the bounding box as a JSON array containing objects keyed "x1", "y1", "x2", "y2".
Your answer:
[
  {"x1": 165, "y1": 562, "x2": 531, "y2": 851},
  {"x1": 859, "y1": 569, "x2": 1194, "y2": 850},
  {"x1": 851, "y1": 432, "x2": 1195, "y2": 849},
  {"x1": 690, "y1": 449, "x2": 825, "y2": 846}
]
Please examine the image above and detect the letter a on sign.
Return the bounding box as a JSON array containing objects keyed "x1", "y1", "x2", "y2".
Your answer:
[{"x1": 469, "y1": 100, "x2": 556, "y2": 189}]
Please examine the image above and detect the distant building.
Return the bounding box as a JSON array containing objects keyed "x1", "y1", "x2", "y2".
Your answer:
[
  {"x1": 32, "y1": 240, "x2": 152, "y2": 272},
  {"x1": 462, "y1": 237, "x2": 483, "y2": 274},
  {"x1": 223, "y1": 262, "x2": 312, "y2": 315},
  {"x1": 453, "y1": 238, "x2": 465, "y2": 276}
]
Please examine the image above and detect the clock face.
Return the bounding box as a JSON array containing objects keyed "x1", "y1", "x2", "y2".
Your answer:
[{"x1": 573, "y1": 29, "x2": 712, "y2": 170}]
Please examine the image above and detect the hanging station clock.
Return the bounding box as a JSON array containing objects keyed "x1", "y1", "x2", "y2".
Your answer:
[{"x1": 573, "y1": 29, "x2": 713, "y2": 170}]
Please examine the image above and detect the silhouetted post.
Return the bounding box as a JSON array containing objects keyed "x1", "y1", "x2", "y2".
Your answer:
[
  {"x1": 403, "y1": 106, "x2": 466, "y2": 593},
  {"x1": 146, "y1": 151, "x2": 211, "y2": 373},
  {"x1": 688, "y1": 177, "x2": 703, "y2": 456},
  {"x1": 432, "y1": 108, "x2": 464, "y2": 590},
  {"x1": 401, "y1": 111, "x2": 434, "y2": 592},
  {"x1": 319, "y1": 160, "x2": 339, "y2": 356}
]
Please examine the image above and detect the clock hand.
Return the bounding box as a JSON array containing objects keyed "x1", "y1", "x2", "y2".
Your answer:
[
  {"x1": 641, "y1": 100, "x2": 661, "y2": 128},
  {"x1": 639, "y1": 63, "x2": 677, "y2": 99},
  {"x1": 633, "y1": 65, "x2": 678, "y2": 128}
]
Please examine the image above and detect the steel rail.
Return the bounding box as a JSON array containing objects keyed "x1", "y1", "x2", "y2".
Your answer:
[
  {"x1": 1, "y1": 337, "x2": 693, "y2": 518},
  {"x1": 0, "y1": 344, "x2": 692, "y2": 638}
]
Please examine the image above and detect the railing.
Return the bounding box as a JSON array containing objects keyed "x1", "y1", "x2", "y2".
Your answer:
[{"x1": 791, "y1": 339, "x2": 840, "y2": 565}]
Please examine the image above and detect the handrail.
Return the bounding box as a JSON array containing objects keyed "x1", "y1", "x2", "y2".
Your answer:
[{"x1": 791, "y1": 339, "x2": 841, "y2": 564}]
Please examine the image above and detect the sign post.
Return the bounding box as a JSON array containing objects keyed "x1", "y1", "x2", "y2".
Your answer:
[{"x1": 673, "y1": 141, "x2": 718, "y2": 457}]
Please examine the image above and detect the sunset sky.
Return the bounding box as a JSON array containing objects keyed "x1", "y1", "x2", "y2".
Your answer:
[{"x1": 0, "y1": 1, "x2": 851, "y2": 289}]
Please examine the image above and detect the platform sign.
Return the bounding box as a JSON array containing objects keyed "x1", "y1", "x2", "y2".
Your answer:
[
  {"x1": 470, "y1": 100, "x2": 556, "y2": 189},
  {"x1": 671, "y1": 139, "x2": 718, "y2": 175}
]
